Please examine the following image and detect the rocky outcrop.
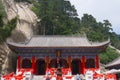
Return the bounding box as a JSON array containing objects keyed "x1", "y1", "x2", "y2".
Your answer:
[
  {"x1": 0, "y1": 0, "x2": 37, "y2": 74},
  {"x1": 0, "y1": 43, "x2": 17, "y2": 74},
  {"x1": 0, "y1": 43, "x2": 10, "y2": 69},
  {"x1": 2, "y1": 0, "x2": 37, "y2": 39}
]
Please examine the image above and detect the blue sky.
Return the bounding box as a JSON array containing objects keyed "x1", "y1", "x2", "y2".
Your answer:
[{"x1": 69, "y1": 0, "x2": 120, "y2": 34}]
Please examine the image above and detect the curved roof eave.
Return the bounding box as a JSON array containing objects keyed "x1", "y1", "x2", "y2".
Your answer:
[{"x1": 7, "y1": 35, "x2": 110, "y2": 48}]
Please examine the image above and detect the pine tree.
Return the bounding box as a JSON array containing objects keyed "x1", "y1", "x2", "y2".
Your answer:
[{"x1": 32, "y1": 0, "x2": 80, "y2": 35}]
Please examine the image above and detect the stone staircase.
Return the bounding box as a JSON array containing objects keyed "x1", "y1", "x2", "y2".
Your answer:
[{"x1": 32, "y1": 75, "x2": 46, "y2": 80}]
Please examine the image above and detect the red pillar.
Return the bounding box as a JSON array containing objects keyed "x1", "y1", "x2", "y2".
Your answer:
[
  {"x1": 32, "y1": 56, "x2": 35, "y2": 74},
  {"x1": 68, "y1": 56, "x2": 71, "y2": 69},
  {"x1": 82, "y1": 56, "x2": 85, "y2": 74},
  {"x1": 79, "y1": 60, "x2": 82, "y2": 74},
  {"x1": 17, "y1": 56, "x2": 21, "y2": 71},
  {"x1": 96, "y1": 55, "x2": 100, "y2": 69},
  {"x1": 46, "y1": 56, "x2": 49, "y2": 68}
]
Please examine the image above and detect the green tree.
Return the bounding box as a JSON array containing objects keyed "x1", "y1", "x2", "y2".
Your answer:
[
  {"x1": 99, "y1": 47, "x2": 120, "y2": 64},
  {"x1": 0, "y1": 17, "x2": 17, "y2": 43},
  {"x1": 32, "y1": 0, "x2": 80, "y2": 35},
  {"x1": 0, "y1": 14, "x2": 4, "y2": 27}
]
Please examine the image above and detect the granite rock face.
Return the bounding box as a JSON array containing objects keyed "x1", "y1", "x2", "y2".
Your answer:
[
  {"x1": 0, "y1": 0, "x2": 37, "y2": 74},
  {"x1": 0, "y1": 43, "x2": 18, "y2": 75}
]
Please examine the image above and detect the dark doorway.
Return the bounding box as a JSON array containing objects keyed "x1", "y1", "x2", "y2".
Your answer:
[
  {"x1": 85, "y1": 59, "x2": 95, "y2": 68},
  {"x1": 59, "y1": 59, "x2": 68, "y2": 68},
  {"x1": 35, "y1": 59, "x2": 46, "y2": 75},
  {"x1": 22, "y1": 58, "x2": 32, "y2": 68},
  {"x1": 72, "y1": 59, "x2": 81, "y2": 75},
  {"x1": 49, "y1": 59, "x2": 57, "y2": 68},
  {"x1": 49, "y1": 59, "x2": 69, "y2": 68}
]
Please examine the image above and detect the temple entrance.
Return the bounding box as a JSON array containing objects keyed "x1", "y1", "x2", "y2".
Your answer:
[
  {"x1": 35, "y1": 59, "x2": 46, "y2": 75},
  {"x1": 49, "y1": 59, "x2": 57, "y2": 68},
  {"x1": 59, "y1": 59, "x2": 68, "y2": 68},
  {"x1": 85, "y1": 59, "x2": 95, "y2": 68},
  {"x1": 49, "y1": 59, "x2": 68, "y2": 68},
  {"x1": 72, "y1": 59, "x2": 82, "y2": 75},
  {"x1": 22, "y1": 58, "x2": 32, "y2": 68}
]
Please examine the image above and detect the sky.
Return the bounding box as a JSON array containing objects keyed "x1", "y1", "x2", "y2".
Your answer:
[{"x1": 69, "y1": 0, "x2": 120, "y2": 34}]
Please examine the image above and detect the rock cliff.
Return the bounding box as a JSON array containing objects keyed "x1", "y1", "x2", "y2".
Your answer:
[{"x1": 0, "y1": 0, "x2": 37, "y2": 74}]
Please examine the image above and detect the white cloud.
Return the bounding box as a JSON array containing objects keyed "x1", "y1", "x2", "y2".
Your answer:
[{"x1": 69, "y1": 0, "x2": 120, "y2": 34}]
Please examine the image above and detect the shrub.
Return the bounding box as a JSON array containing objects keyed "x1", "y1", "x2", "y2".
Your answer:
[{"x1": 99, "y1": 47, "x2": 120, "y2": 64}]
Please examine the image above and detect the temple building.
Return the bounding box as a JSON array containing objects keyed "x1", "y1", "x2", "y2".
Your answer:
[
  {"x1": 7, "y1": 35, "x2": 110, "y2": 75},
  {"x1": 105, "y1": 57, "x2": 120, "y2": 79}
]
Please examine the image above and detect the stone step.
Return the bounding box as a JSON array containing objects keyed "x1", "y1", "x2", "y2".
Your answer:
[{"x1": 32, "y1": 75, "x2": 46, "y2": 80}]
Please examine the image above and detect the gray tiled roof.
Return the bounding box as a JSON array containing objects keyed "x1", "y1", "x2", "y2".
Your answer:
[
  {"x1": 7, "y1": 35, "x2": 110, "y2": 47},
  {"x1": 105, "y1": 57, "x2": 120, "y2": 67}
]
